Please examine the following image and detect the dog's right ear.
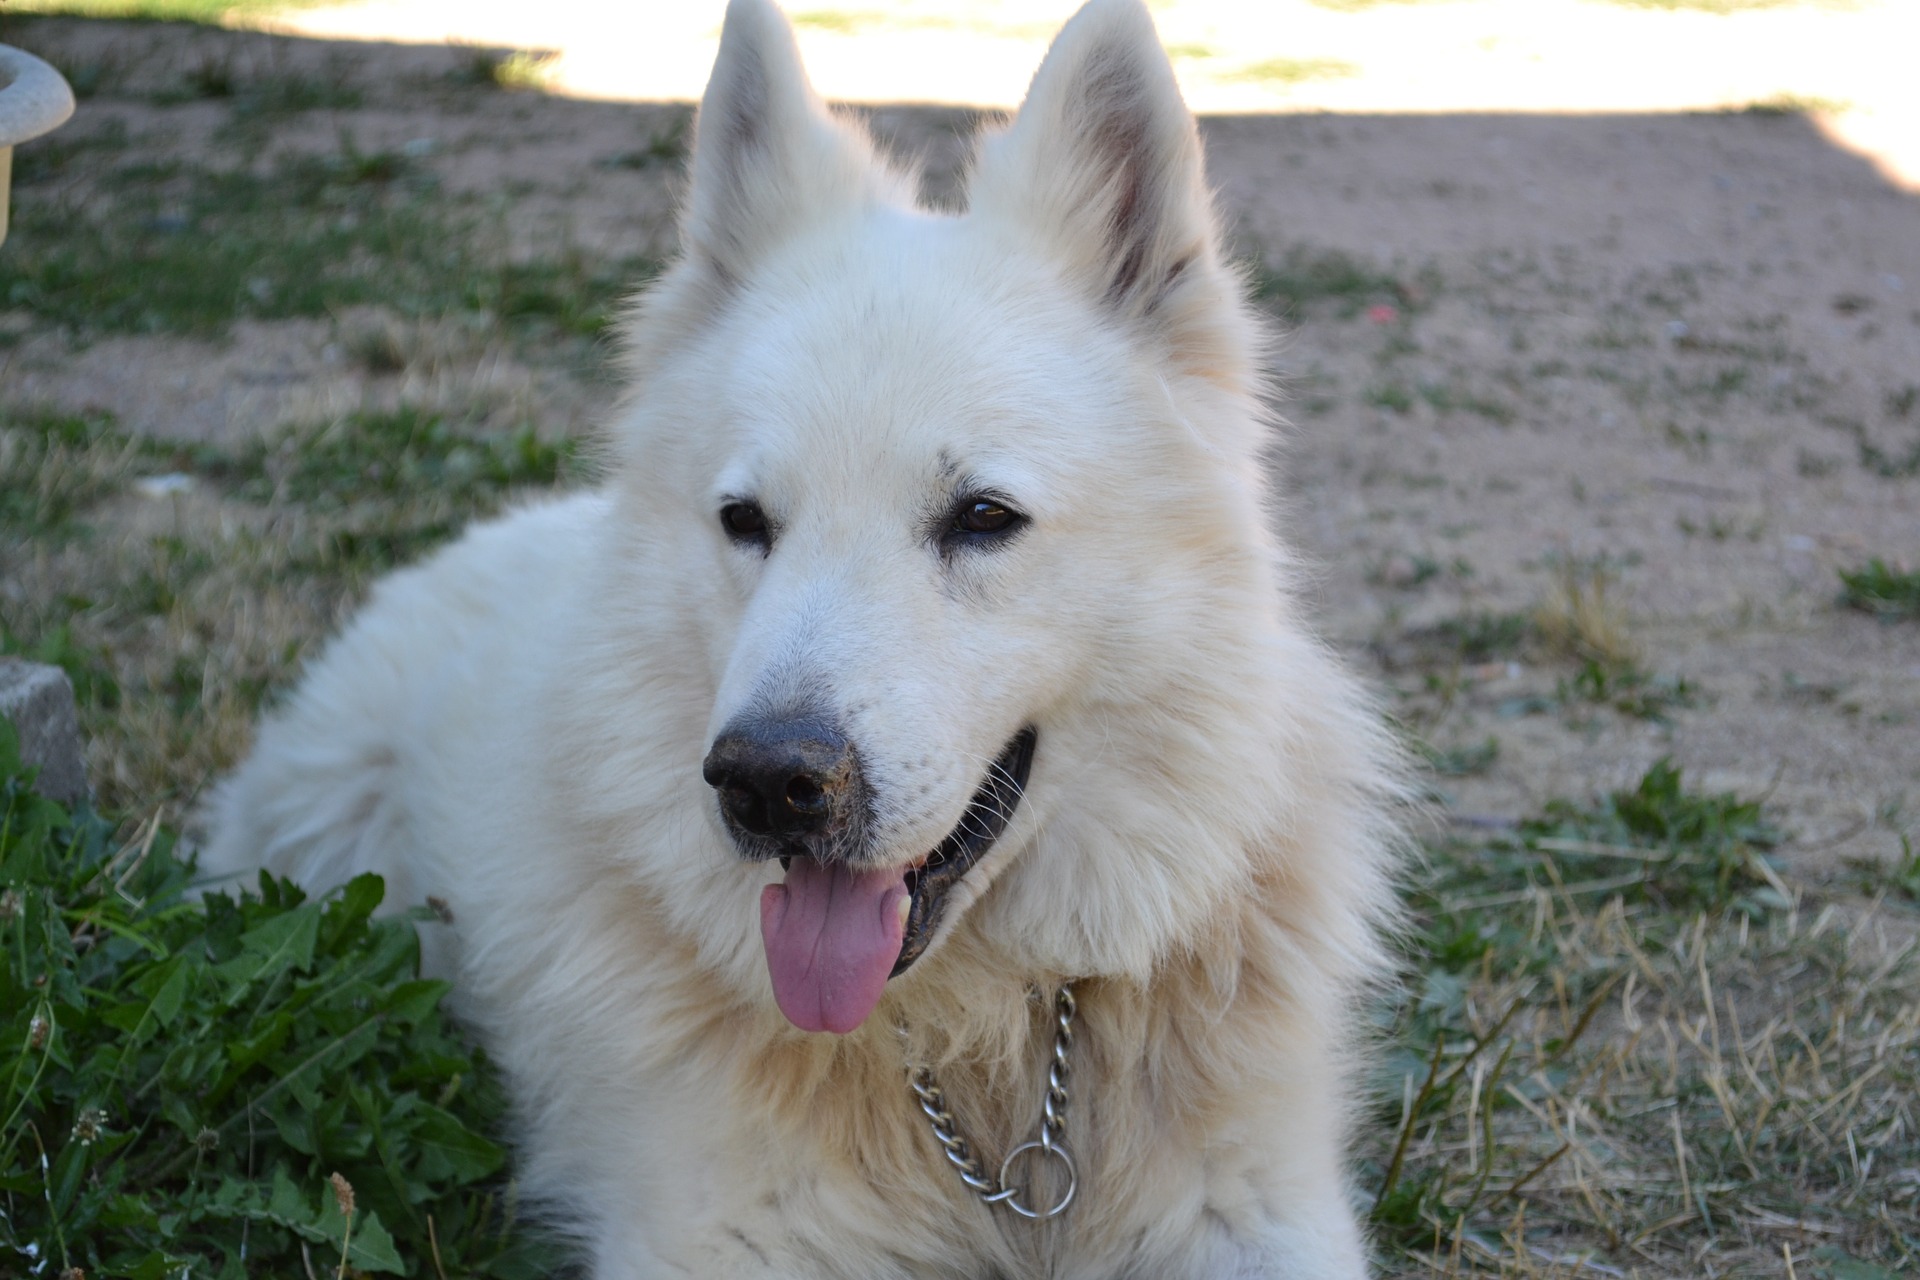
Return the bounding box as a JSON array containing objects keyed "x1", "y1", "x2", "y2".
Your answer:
[{"x1": 683, "y1": 0, "x2": 896, "y2": 283}]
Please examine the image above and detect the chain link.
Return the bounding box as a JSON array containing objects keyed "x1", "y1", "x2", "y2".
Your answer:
[{"x1": 902, "y1": 984, "x2": 1078, "y2": 1220}]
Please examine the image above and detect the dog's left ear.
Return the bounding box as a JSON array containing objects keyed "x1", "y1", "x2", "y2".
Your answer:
[{"x1": 971, "y1": 0, "x2": 1220, "y2": 327}]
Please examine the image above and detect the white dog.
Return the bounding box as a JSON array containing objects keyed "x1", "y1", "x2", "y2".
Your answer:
[{"x1": 202, "y1": 1, "x2": 1401, "y2": 1274}]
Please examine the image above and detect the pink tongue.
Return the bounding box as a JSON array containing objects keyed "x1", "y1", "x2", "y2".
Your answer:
[{"x1": 760, "y1": 860, "x2": 909, "y2": 1034}]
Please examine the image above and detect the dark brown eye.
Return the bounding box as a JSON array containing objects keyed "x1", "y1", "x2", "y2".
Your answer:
[
  {"x1": 720, "y1": 501, "x2": 769, "y2": 547},
  {"x1": 948, "y1": 497, "x2": 1024, "y2": 541}
]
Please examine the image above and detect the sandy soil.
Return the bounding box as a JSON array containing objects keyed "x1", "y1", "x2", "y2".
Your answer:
[{"x1": 3, "y1": 9, "x2": 1917, "y2": 885}]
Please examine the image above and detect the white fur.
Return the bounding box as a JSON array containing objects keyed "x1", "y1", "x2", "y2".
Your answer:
[{"x1": 201, "y1": 2, "x2": 1402, "y2": 1275}]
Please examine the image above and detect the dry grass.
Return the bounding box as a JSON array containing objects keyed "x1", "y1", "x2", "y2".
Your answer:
[
  {"x1": 1534, "y1": 558, "x2": 1640, "y2": 672},
  {"x1": 1374, "y1": 845, "x2": 1918, "y2": 1277},
  {"x1": 1362, "y1": 752, "x2": 1920, "y2": 1277},
  {"x1": 1, "y1": 408, "x2": 583, "y2": 810}
]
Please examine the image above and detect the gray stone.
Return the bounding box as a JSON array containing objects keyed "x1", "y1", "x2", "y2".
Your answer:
[{"x1": 0, "y1": 658, "x2": 89, "y2": 805}]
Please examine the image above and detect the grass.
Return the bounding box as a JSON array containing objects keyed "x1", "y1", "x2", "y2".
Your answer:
[
  {"x1": 1366, "y1": 380, "x2": 1516, "y2": 424},
  {"x1": 0, "y1": 141, "x2": 657, "y2": 340},
  {"x1": 1370, "y1": 761, "x2": 1917, "y2": 1277},
  {"x1": 1839, "y1": 561, "x2": 1920, "y2": 621},
  {"x1": 242, "y1": 408, "x2": 575, "y2": 502},
  {"x1": 0, "y1": 726, "x2": 545, "y2": 1275},
  {"x1": 0, "y1": 405, "x2": 589, "y2": 808},
  {"x1": 1534, "y1": 558, "x2": 1640, "y2": 671},
  {"x1": 1, "y1": 147, "x2": 455, "y2": 336},
  {"x1": 452, "y1": 47, "x2": 562, "y2": 93},
  {"x1": 1248, "y1": 247, "x2": 1427, "y2": 319},
  {"x1": 1559, "y1": 658, "x2": 1700, "y2": 723}
]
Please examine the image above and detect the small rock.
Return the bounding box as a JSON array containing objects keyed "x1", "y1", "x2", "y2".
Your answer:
[
  {"x1": 133, "y1": 473, "x2": 195, "y2": 498},
  {"x1": 0, "y1": 660, "x2": 89, "y2": 805}
]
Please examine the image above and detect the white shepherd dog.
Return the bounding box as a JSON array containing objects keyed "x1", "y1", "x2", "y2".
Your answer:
[{"x1": 202, "y1": 0, "x2": 1402, "y2": 1274}]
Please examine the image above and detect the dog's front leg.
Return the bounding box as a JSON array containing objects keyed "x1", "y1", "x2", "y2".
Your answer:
[
  {"x1": 1128, "y1": 1189, "x2": 1370, "y2": 1280},
  {"x1": 1166, "y1": 1221, "x2": 1369, "y2": 1280}
]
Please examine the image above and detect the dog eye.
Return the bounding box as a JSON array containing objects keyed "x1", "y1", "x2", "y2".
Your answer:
[
  {"x1": 720, "y1": 501, "x2": 771, "y2": 549},
  {"x1": 948, "y1": 497, "x2": 1025, "y2": 541}
]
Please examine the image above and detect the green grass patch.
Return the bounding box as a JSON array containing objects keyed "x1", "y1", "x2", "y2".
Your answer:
[
  {"x1": 0, "y1": 144, "x2": 659, "y2": 339},
  {"x1": 1, "y1": 148, "x2": 458, "y2": 336},
  {"x1": 1415, "y1": 734, "x2": 1500, "y2": 778},
  {"x1": 1419, "y1": 610, "x2": 1535, "y2": 665},
  {"x1": 0, "y1": 408, "x2": 145, "y2": 536},
  {"x1": 153, "y1": 56, "x2": 365, "y2": 115},
  {"x1": 595, "y1": 114, "x2": 692, "y2": 174},
  {"x1": 1247, "y1": 248, "x2": 1424, "y2": 318},
  {"x1": 226, "y1": 407, "x2": 580, "y2": 507},
  {"x1": 1839, "y1": 559, "x2": 1920, "y2": 620},
  {"x1": 0, "y1": 725, "x2": 545, "y2": 1276}
]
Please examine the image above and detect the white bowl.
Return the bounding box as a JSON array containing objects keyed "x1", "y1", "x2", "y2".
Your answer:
[{"x1": 0, "y1": 44, "x2": 77, "y2": 246}]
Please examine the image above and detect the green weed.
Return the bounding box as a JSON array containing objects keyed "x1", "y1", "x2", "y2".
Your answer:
[
  {"x1": 1417, "y1": 734, "x2": 1500, "y2": 778},
  {"x1": 1423, "y1": 611, "x2": 1534, "y2": 665},
  {"x1": 1858, "y1": 435, "x2": 1920, "y2": 478},
  {"x1": 452, "y1": 46, "x2": 560, "y2": 92},
  {"x1": 1559, "y1": 657, "x2": 1699, "y2": 722},
  {"x1": 1248, "y1": 248, "x2": 1424, "y2": 319},
  {"x1": 0, "y1": 725, "x2": 546, "y2": 1276},
  {"x1": 1365, "y1": 380, "x2": 1515, "y2": 423},
  {"x1": 597, "y1": 114, "x2": 692, "y2": 173},
  {"x1": 1, "y1": 625, "x2": 121, "y2": 712},
  {"x1": 1365, "y1": 382, "x2": 1415, "y2": 414},
  {"x1": 1524, "y1": 757, "x2": 1784, "y2": 914},
  {"x1": 1839, "y1": 560, "x2": 1920, "y2": 620}
]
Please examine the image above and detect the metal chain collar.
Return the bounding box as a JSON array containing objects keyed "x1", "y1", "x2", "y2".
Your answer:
[{"x1": 903, "y1": 984, "x2": 1078, "y2": 1220}]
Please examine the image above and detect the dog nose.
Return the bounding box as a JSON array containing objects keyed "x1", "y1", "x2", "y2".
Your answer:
[{"x1": 702, "y1": 718, "x2": 858, "y2": 842}]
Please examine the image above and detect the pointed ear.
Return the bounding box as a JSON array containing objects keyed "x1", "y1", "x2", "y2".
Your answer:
[
  {"x1": 970, "y1": 0, "x2": 1221, "y2": 321},
  {"x1": 684, "y1": 0, "x2": 902, "y2": 281}
]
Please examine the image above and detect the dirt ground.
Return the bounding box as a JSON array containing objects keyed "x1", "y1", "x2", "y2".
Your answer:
[{"x1": 6, "y1": 12, "x2": 1915, "y2": 885}]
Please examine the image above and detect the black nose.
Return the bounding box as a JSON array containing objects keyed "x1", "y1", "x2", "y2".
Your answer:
[{"x1": 702, "y1": 717, "x2": 859, "y2": 843}]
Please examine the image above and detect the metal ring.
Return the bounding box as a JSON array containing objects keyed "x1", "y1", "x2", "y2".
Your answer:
[{"x1": 997, "y1": 1140, "x2": 1076, "y2": 1220}]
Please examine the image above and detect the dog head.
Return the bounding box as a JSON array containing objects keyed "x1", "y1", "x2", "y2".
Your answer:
[{"x1": 595, "y1": 0, "x2": 1299, "y2": 1033}]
